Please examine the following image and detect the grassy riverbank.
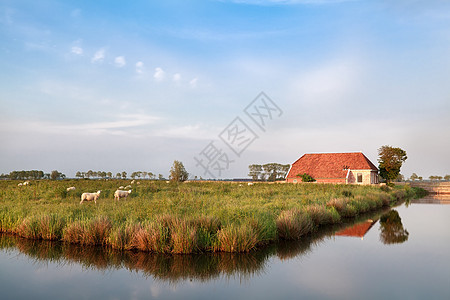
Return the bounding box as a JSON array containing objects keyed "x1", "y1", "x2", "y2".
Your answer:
[{"x1": 0, "y1": 180, "x2": 425, "y2": 253}]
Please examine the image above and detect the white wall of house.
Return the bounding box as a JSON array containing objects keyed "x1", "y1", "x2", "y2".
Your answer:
[{"x1": 347, "y1": 170, "x2": 378, "y2": 185}]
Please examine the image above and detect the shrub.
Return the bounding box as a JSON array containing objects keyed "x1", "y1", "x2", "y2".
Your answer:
[
  {"x1": 297, "y1": 173, "x2": 316, "y2": 182},
  {"x1": 342, "y1": 190, "x2": 353, "y2": 198}
]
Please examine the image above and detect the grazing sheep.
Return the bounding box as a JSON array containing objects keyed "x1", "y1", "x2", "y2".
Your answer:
[
  {"x1": 125, "y1": 185, "x2": 132, "y2": 189},
  {"x1": 23, "y1": 181, "x2": 30, "y2": 186},
  {"x1": 248, "y1": 182, "x2": 254, "y2": 186},
  {"x1": 66, "y1": 186, "x2": 76, "y2": 192},
  {"x1": 114, "y1": 189, "x2": 132, "y2": 201},
  {"x1": 80, "y1": 190, "x2": 101, "y2": 204},
  {"x1": 131, "y1": 180, "x2": 135, "y2": 184},
  {"x1": 18, "y1": 183, "x2": 23, "y2": 186}
]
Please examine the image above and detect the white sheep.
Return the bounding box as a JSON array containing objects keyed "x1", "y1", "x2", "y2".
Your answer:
[
  {"x1": 125, "y1": 185, "x2": 132, "y2": 189},
  {"x1": 66, "y1": 186, "x2": 76, "y2": 192},
  {"x1": 114, "y1": 189, "x2": 132, "y2": 201},
  {"x1": 131, "y1": 180, "x2": 135, "y2": 184},
  {"x1": 23, "y1": 181, "x2": 30, "y2": 186},
  {"x1": 248, "y1": 182, "x2": 254, "y2": 186},
  {"x1": 119, "y1": 186, "x2": 124, "y2": 189},
  {"x1": 80, "y1": 190, "x2": 101, "y2": 204},
  {"x1": 18, "y1": 183, "x2": 23, "y2": 186}
]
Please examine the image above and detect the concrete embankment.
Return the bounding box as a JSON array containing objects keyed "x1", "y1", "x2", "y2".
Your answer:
[{"x1": 407, "y1": 182, "x2": 450, "y2": 195}]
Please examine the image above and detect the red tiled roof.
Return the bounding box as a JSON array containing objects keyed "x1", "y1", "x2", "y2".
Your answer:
[{"x1": 287, "y1": 152, "x2": 378, "y2": 179}]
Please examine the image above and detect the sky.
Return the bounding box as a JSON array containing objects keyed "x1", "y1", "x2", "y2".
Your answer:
[{"x1": 0, "y1": 0, "x2": 449, "y2": 179}]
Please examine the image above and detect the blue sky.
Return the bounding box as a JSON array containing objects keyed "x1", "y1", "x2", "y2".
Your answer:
[{"x1": 1, "y1": 0, "x2": 449, "y2": 179}]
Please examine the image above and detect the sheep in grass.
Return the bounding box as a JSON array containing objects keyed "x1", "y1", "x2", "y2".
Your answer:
[
  {"x1": 23, "y1": 181, "x2": 30, "y2": 186},
  {"x1": 18, "y1": 183, "x2": 23, "y2": 187},
  {"x1": 114, "y1": 189, "x2": 132, "y2": 201},
  {"x1": 125, "y1": 185, "x2": 132, "y2": 189},
  {"x1": 80, "y1": 190, "x2": 101, "y2": 204},
  {"x1": 66, "y1": 186, "x2": 76, "y2": 192}
]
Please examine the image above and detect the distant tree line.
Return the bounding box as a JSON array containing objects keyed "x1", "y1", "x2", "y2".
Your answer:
[
  {"x1": 0, "y1": 170, "x2": 65, "y2": 180},
  {"x1": 428, "y1": 175, "x2": 450, "y2": 181},
  {"x1": 75, "y1": 170, "x2": 164, "y2": 180},
  {"x1": 248, "y1": 163, "x2": 290, "y2": 181},
  {"x1": 407, "y1": 173, "x2": 449, "y2": 181}
]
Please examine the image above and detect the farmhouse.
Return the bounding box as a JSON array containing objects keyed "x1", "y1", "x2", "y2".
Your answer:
[{"x1": 286, "y1": 152, "x2": 379, "y2": 184}]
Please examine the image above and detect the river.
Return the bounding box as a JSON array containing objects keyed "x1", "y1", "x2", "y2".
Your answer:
[{"x1": 1, "y1": 197, "x2": 449, "y2": 299}]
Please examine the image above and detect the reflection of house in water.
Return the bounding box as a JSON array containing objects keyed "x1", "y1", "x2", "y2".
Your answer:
[{"x1": 335, "y1": 220, "x2": 376, "y2": 240}]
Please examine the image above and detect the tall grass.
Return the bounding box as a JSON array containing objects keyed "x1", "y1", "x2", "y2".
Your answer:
[
  {"x1": 0, "y1": 179, "x2": 424, "y2": 253},
  {"x1": 276, "y1": 209, "x2": 314, "y2": 240}
]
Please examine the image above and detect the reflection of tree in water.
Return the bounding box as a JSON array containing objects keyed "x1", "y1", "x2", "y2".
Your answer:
[{"x1": 379, "y1": 210, "x2": 409, "y2": 244}]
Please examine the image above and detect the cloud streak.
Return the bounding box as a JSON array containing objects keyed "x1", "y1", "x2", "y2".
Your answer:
[{"x1": 0, "y1": 113, "x2": 161, "y2": 137}]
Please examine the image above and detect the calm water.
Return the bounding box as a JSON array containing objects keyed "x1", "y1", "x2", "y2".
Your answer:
[{"x1": 1, "y1": 198, "x2": 450, "y2": 300}]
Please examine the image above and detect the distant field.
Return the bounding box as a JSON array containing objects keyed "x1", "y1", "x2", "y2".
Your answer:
[{"x1": 0, "y1": 180, "x2": 425, "y2": 253}]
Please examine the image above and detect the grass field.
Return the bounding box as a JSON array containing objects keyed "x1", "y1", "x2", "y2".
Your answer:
[{"x1": 0, "y1": 179, "x2": 425, "y2": 253}]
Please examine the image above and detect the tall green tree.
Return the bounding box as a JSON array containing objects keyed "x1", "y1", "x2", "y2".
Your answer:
[
  {"x1": 378, "y1": 145, "x2": 407, "y2": 183},
  {"x1": 248, "y1": 164, "x2": 263, "y2": 181},
  {"x1": 50, "y1": 170, "x2": 65, "y2": 180},
  {"x1": 169, "y1": 160, "x2": 189, "y2": 182},
  {"x1": 409, "y1": 173, "x2": 419, "y2": 181}
]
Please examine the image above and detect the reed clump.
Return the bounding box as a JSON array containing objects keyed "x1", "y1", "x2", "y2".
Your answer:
[
  {"x1": 62, "y1": 217, "x2": 111, "y2": 245},
  {"x1": 276, "y1": 208, "x2": 314, "y2": 240},
  {"x1": 216, "y1": 223, "x2": 259, "y2": 252}
]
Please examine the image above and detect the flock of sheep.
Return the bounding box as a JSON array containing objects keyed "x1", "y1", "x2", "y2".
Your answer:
[{"x1": 65, "y1": 180, "x2": 138, "y2": 204}]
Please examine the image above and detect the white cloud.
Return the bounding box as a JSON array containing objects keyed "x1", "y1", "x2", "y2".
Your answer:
[
  {"x1": 135, "y1": 61, "x2": 144, "y2": 74},
  {"x1": 173, "y1": 73, "x2": 181, "y2": 82},
  {"x1": 114, "y1": 56, "x2": 126, "y2": 68},
  {"x1": 1, "y1": 113, "x2": 161, "y2": 137},
  {"x1": 71, "y1": 46, "x2": 83, "y2": 55},
  {"x1": 153, "y1": 67, "x2": 165, "y2": 81},
  {"x1": 91, "y1": 48, "x2": 105, "y2": 63},
  {"x1": 189, "y1": 77, "x2": 198, "y2": 88}
]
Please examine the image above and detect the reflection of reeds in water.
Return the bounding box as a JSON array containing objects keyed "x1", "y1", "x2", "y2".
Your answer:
[
  {"x1": 0, "y1": 233, "x2": 275, "y2": 283},
  {"x1": 0, "y1": 204, "x2": 396, "y2": 285}
]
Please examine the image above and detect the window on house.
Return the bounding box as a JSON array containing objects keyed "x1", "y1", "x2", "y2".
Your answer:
[{"x1": 357, "y1": 173, "x2": 363, "y2": 183}]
